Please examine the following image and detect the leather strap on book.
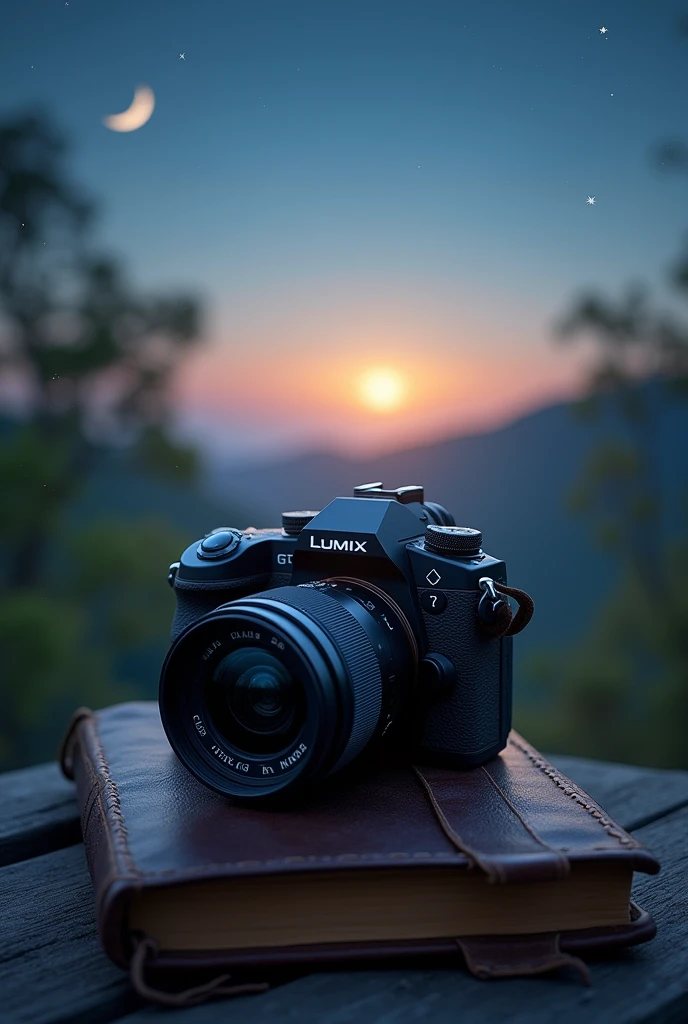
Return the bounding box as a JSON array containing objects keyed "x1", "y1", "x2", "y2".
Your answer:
[
  {"x1": 130, "y1": 936, "x2": 269, "y2": 1006},
  {"x1": 413, "y1": 761, "x2": 571, "y2": 883},
  {"x1": 456, "y1": 934, "x2": 590, "y2": 984}
]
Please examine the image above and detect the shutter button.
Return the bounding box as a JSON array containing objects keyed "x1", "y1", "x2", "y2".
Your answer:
[{"x1": 197, "y1": 529, "x2": 242, "y2": 560}]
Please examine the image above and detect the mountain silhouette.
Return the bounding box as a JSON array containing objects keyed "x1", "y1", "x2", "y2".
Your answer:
[{"x1": 208, "y1": 393, "x2": 688, "y2": 666}]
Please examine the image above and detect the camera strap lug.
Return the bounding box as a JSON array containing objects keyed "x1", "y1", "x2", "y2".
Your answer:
[
  {"x1": 477, "y1": 577, "x2": 534, "y2": 638},
  {"x1": 477, "y1": 578, "x2": 504, "y2": 619}
]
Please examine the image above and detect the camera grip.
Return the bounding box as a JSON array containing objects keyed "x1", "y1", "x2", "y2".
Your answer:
[
  {"x1": 171, "y1": 572, "x2": 292, "y2": 640},
  {"x1": 417, "y1": 589, "x2": 511, "y2": 767},
  {"x1": 172, "y1": 588, "x2": 232, "y2": 640}
]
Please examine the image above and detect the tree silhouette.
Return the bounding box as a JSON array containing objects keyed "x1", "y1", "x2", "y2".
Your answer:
[
  {"x1": 0, "y1": 110, "x2": 201, "y2": 589},
  {"x1": 555, "y1": 261, "x2": 688, "y2": 594},
  {"x1": 516, "y1": 181, "x2": 688, "y2": 768},
  {"x1": 0, "y1": 110, "x2": 206, "y2": 768}
]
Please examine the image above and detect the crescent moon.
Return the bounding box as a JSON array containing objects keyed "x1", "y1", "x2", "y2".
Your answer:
[{"x1": 103, "y1": 85, "x2": 155, "y2": 132}]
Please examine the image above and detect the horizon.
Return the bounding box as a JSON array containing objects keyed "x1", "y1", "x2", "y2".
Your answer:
[{"x1": 180, "y1": 376, "x2": 586, "y2": 468}]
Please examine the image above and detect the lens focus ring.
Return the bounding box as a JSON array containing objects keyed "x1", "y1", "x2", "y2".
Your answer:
[{"x1": 261, "y1": 585, "x2": 383, "y2": 772}]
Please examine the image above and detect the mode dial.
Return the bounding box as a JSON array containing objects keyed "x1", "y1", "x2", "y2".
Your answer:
[
  {"x1": 281, "y1": 510, "x2": 320, "y2": 536},
  {"x1": 424, "y1": 524, "x2": 483, "y2": 557}
]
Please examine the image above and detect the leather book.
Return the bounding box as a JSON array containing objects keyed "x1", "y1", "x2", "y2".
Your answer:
[{"x1": 60, "y1": 702, "x2": 659, "y2": 999}]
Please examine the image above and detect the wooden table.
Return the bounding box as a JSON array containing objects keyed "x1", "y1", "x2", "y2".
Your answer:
[{"x1": 2, "y1": 753, "x2": 688, "y2": 1024}]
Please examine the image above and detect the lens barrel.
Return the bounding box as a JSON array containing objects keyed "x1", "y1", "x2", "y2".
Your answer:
[{"x1": 159, "y1": 582, "x2": 413, "y2": 801}]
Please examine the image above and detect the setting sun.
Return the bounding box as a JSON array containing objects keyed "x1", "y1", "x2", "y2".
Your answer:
[{"x1": 357, "y1": 367, "x2": 407, "y2": 413}]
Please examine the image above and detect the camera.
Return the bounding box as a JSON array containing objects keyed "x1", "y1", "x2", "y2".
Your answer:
[{"x1": 159, "y1": 482, "x2": 532, "y2": 801}]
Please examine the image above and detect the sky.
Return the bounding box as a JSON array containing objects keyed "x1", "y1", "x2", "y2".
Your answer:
[{"x1": 1, "y1": 0, "x2": 687, "y2": 462}]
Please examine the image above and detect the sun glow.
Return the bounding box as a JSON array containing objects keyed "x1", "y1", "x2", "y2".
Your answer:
[{"x1": 357, "y1": 367, "x2": 407, "y2": 413}]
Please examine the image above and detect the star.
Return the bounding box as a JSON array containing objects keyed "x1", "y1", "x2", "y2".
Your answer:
[
  {"x1": 586, "y1": 196, "x2": 596, "y2": 205},
  {"x1": 599, "y1": 26, "x2": 608, "y2": 34},
  {"x1": 179, "y1": 53, "x2": 186, "y2": 60}
]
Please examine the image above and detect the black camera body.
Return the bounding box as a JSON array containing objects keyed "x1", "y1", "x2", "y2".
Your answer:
[{"x1": 160, "y1": 483, "x2": 521, "y2": 802}]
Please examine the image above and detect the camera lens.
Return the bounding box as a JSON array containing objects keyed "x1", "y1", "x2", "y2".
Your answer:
[
  {"x1": 208, "y1": 647, "x2": 303, "y2": 751},
  {"x1": 159, "y1": 582, "x2": 415, "y2": 801}
]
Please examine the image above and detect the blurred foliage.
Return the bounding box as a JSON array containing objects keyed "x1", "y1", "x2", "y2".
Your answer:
[
  {"x1": 516, "y1": 544, "x2": 688, "y2": 768},
  {"x1": 68, "y1": 519, "x2": 186, "y2": 648},
  {"x1": 517, "y1": 213, "x2": 688, "y2": 768},
  {"x1": 0, "y1": 110, "x2": 206, "y2": 770},
  {"x1": 136, "y1": 425, "x2": 199, "y2": 482},
  {"x1": 0, "y1": 518, "x2": 187, "y2": 769}
]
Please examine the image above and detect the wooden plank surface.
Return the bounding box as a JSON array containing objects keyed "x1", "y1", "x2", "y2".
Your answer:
[
  {"x1": 0, "y1": 844, "x2": 141, "y2": 1024},
  {"x1": 1, "y1": 755, "x2": 687, "y2": 1024},
  {"x1": 0, "y1": 762, "x2": 81, "y2": 867}
]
